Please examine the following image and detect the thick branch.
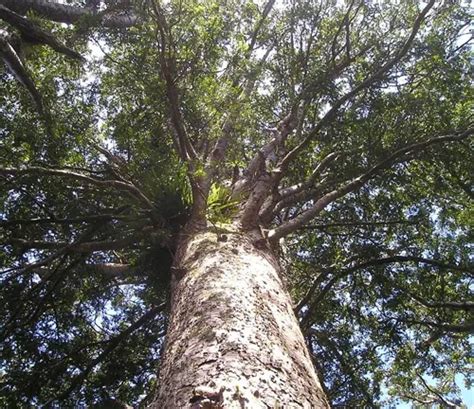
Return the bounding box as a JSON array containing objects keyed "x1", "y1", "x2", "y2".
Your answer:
[
  {"x1": 416, "y1": 375, "x2": 461, "y2": 408},
  {"x1": 269, "y1": 147, "x2": 366, "y2": 217},
  {"x1": 1, "y1": 224, "x2": 103, "y2": 278},
  {"x1": 0, "y1": 31, "x2": 44, "y2": 114},
  {"x1": 0, "y1": 0, "x2": 140, "y2": 28},
  {"x1": 294, "y1": 270, "x2": 331, "y2": 314},
  {"x1": 0, "y1": 5, "x2": 84, "y2": 60},
  {"x1": 274, "y1": 150, "x2": 345, "y2": 208},
  {"x1": 152, "y1": 3, "x2": 196, "y2": 163},
  {"x1": 238, "y1": 110, "x2": 301, "y2": 229},
  {"x1": 247, "y1": 0, "x2": 276, "y2": 56},
  {"x1": 401, "y1": 394, "x2": 456, "y2": 408},
  {"x1": 251, "y1": 31, "x2": 378, "y2": 222}
]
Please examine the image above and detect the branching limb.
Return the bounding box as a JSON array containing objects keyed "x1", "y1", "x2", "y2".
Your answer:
[
  {"x1": 276, "y1": 150, "x2": 342, "y2": 202},
  {"x1": 261, "y1": 150, "x2": 340, "y2": 220},
  {"x1": 0, "y1": 31, "x2": 44, "y2": 114},
  {"x1": 269, "y1": 128, "x2": 473, "y2": 241},
  {"x1": 244, "y1": 30, "x2": 380, "y2": 226},
  {"x1": 299, "y1": 255, "x2": 472, "y2": 328},
  {"x1": 0, "y1": 166, "x2": 156, "y2": 210},
  {"x1": 278, "y1": 0, "x2": 436, "y2": 170},
  {"x1": 92, "y1": 143, "x2": 128, "y2": 169},
  {"x1": 19, "y1": 263, "x2": 138, "y2": 280},
  {"x1": 247, "y1": 0, "x2": 276, "y2": 57},
  {"x1": 48, "y1": 303, "x2": 166, "y2": 405},
  {"x1": 410, "y1": 319, "x2": 474, "y2": 334},
  {"x1": 308, "y1": 328, "x2": 376, "y2": 405},
  {"x1": 203, "y1": 0, "x2": 278, "y2": 214},
  {"x1": 206, "y1": 0, "x2": 277, "y2": 161},
  {"x1": 153, "y1": 0, "x2": 278, "y2": 230},
  {"x1": 0, "y1": 213, "x2": 138, "y2": 228},
  {"x1": 302, "y1": 219, "x2": 418, "y2": 230},
  {"x1": 330, "y1": 0, "x2": 357, "y2": 64},
  {"x1": 1, "y1": 245, "x2": 67, "y2": 279},
  {"x1": 415, "y1": 374, "x2": 462, "y2": 408},
  {"x1": 0, "y1": 0, "x2": 141, "y2": 28},
  {"x1": 0, "y1": 223, "x2": 104, "y2": 278},
  {"x1": 401, "y1": 394, "x2": 457, "y2": 407},
  {"x1": 151, "y1": 2, "x2": 196, "y2": 163},
  {"x1": 294, "y1": 270, "x2": 332, "y2": 314},
  {"x1": 0, "y1": 5, "x2": 84, "y2": 60},
  {"x1": 2, "y1": 234, "x2": 147, "y2": 253},
  {"x1": 407, "y1": 292, "x2": 474, "y2": 312},
  {"x1": 237, "y1": 109, "x2": 302, "y2": 229}
]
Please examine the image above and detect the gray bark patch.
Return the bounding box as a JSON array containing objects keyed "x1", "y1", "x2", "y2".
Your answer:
[{"x1": 152, "y1": 229, "x2": 329, "y2": 408}]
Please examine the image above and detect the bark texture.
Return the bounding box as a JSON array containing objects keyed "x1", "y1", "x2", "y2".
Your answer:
[{"x1": 152, "y1": 228, "x2": 329, "y2": 408}]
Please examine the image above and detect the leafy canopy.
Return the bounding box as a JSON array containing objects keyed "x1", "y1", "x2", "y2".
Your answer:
[{"x1": 0, "y1": 0, "x2": 472, "y2": 407}]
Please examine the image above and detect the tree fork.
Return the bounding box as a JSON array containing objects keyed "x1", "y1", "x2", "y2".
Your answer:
[{"x1": 152, "y1": 227, "x2": 329, "y2": 408}]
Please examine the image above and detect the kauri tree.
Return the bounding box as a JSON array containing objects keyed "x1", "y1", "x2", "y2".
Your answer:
[{"x1": 0, "y1": 0, "x2": 472, "y2": 407}]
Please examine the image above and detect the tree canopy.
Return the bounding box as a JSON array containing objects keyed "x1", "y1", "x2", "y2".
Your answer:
[{"x1": 0, "y1": 0, "x2": 472, "y2": 407}]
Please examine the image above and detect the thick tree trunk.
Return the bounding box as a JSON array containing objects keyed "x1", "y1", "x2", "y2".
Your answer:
[{"x1": 152, "y1": 227, "x2": 329, "y2": 408}]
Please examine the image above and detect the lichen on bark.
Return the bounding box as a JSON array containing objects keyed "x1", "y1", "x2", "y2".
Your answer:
[{"x1": 153, "y1": 227, "x2": 329, "y2": 408}]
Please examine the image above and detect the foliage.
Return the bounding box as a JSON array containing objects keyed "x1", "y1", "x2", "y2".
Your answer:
[{"x1": 0, "y1": 0, "x2": 472, "y2": 407}]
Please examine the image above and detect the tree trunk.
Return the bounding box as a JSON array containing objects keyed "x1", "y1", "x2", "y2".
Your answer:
[{"x1": 152, "y1": 227, "x2": 329, "y2": 408}]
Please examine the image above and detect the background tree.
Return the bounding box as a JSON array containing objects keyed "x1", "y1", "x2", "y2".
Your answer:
[{"x1": 0, "y1": 0, "x2": 472, "y2": 407}]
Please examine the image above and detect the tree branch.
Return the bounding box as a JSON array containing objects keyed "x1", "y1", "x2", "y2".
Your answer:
[
  {"x1": 152, "y1": 2, "x2": 196, "y2": 163},
  {"x1": 0, "y1": 166, "x2": 156, "y2": 210},
  {"x1": 408, "y1": 292, "x2": 474, "y2": 312},
  {"x1": 416, "y1": 374, "x2": 459, "y2": 408},
  {"x1": 0, "y1": 213, "x2": 138, "y2": 228},
  {"x1": 260, "y1": 149, "x2": 339, "y2": 224},
  {"x1": 299, "y1": 255, "x2": 472, "y2": 327},
  {"x1": 2, "y1": 235, "x2": 147, "y2": 253},
  {"x1": 48, "y1": 303, "x2": 166, "y2": 405},
  {"x1": 278, "y1": 0, "x2": 436, "y2": 169},
  {"x1": 269, "y1": 128, "x2": 473, "y2": 241},
  {"x1": 91, "y1": 263, "x2": 137, "y2": 278},
  {"x1": 255, "y1": 30, "x2": 393, "y2": 223},
  {"x1": 1, "y1": 223, "x2": 104, "y2": 278},
  {"x1": 273, "y1": 150, "x2": 344, "y2": 205},
  {"x1": 401, "y1": 394, "x2": 443, "y2": 406},
  {"x1": 0, "y1": 5, "x2": 84, "y2": 60},
  {"x1": 0, "y1": 31, "x2": 44, "y2": 114},
  {"x1": 247, "y1": 0, "x2": 276, "y2": 56},
  {"x1": 302, "y1": 220, "x2": 418, "y2": 229},
  {"x1": 294, "y1": 270, "x2": 332, "y2": 314},
  {"x1": 238, "y1": 108, "x2": 302, "y2": 229},
  {"x1": 0, "y1": 0, "x2": 140, "y2": 28},
  {"x1": 410, "y1": 319, "x2": 474, "y2": 334}
]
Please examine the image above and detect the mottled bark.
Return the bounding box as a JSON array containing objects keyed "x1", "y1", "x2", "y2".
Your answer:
[{"x1": 152, "y1": 227, "x2": 329, "y2": 408}]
